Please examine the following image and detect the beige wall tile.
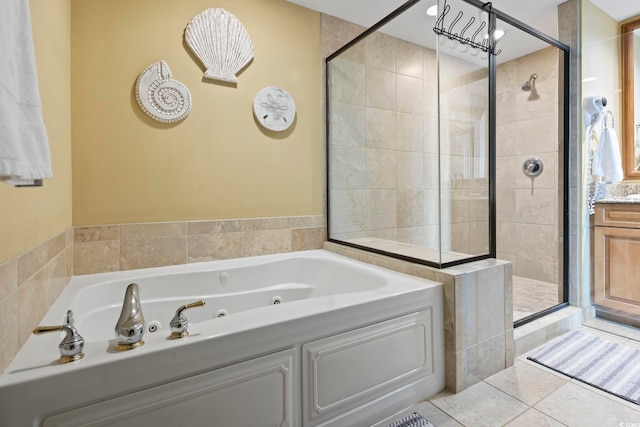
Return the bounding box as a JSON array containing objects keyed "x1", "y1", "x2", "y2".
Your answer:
[
  {"x1": 120, "y1": 222, "x2": 186, "y2": 240},
  {"x1": 74, "y1": 225, "x2": 119, "y2": 242},
  {"x1": 515, "y1": 188, "x2": 558, "y2": 225},
  {"x1": 0, "y1": 258, "x2": 18, "y2": 301},
  {"x1": 290, "y1": 216, "x2": 325, "y2": 228},
  {"x1": 291, "y1": 227, "x2": 326, "y2": 252},
  {"x1": 321, "y1": 15, "x2": 365, "y2": 60},
  {"x1": 458, "y1": 333, "x2": 507, "y2": 390},
  {"x1": 397, "y1": 113, "x2": 424, "y2": 152},
  {"x1": 513, "y1": 257, "x2": 558, "y2": 283},
  {"x1": 47, "y1": 251, "x2": 70, "y2": 305},
  {"x1": 47, "y1": 232, "x2": 66, "y2": 260},
  {"x1": 364, "y1": 31, "x2": 396, "y2": 72},
  {"x1": 328, "y1": 58, "x2": 365, "y2": 105},
  {"x1": 365, "y1": 67, "x2": 396, "y2": 110},
  {"x1": 397, "y1": 151, "x2": 424, "y2": 189},
  {"x1": 397, "y1": 74, "x2": 424, "y2": 115},
  {"x1": 0, "y1": 290, "x2": 19, "y2": 373},
  {"x1": 396, "y1": 227, "x2": 427, "y2": 246},
  {"x1": 65, "y1": 228, "x2": 73, "y2": 248},
  {"x1": 18, "y1": 269, "x2": 49, "y2": 346},
  {"x1": 18, "y1": 241, "x2": 48, "y2": 284},
  {"x1": 366, "y1": 190, "x2": 397, "y2": 231},
  {"x1": 243, "y1": 217, "x2": 291, "y2": 231},
  {"x1": 73, "y1": 240, "x2": 120, "y2": 275},
  {"x1": 397, "y1": 190, "x2": 425, "y2": 228},
  {"x1": 515, "y1": 224, "x2": 558, "y2": 263},
  {"x1": 330, "y1": 101, "x2": 366, "y2": 147},
  {"x1": 244, "y1": 229, "x2": 292, "y2": 257},
  {"x1": 504, "y1": 262, "x2": 514, "y2": 328},
  {"x1": 330, "y1": 146, "x2": 367, "y2": 190},
  {"x1": 366, "y1": 149, "x2": 397, "y2": 189},
  {"x1": 188, "y1": 233, "x2": 244, "y2": 263},
  {"x1": 423, "y1": 81, "x2": 438, "y2": 118},
  {"x1": 120, "y1": 236, "x2": 187, "y2": 271},
  {"x1": 366, "y1": 107, "x2": 397, "y2": 149},
  {"x1": 396, "y1": 39, "x2": 423, "y2": 79},
  {"x1": 329, "y1": 190, "x2": 367, "y2": 234},
  {"x1": 188, "y1": 220, "x2": 243, "y2": 235},
  {"x1": 423, "y1": 48, "x2": 437, "y2": 83}
]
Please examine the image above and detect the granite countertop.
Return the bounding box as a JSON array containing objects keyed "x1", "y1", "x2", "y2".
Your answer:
[{"x1": 596, "y1": 197, "x2": 640, "y2": 204}]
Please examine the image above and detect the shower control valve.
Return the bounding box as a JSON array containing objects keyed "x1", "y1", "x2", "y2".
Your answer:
[{"x1": 523, "y1": 158, "x2": 544, "y2": 178}]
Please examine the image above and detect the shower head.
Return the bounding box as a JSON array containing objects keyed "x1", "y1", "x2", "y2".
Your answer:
[{"x1": 521, "y1": 73, "x2": 538, "y2": 92}]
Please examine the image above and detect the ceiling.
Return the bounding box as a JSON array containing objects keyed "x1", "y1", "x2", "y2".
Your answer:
[{"x1": 286, "y1": 0, "x2": 640, "y2": 64}]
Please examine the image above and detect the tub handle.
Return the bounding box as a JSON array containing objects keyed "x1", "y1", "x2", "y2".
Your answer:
[
  {"x1": 33, "y1": 320, "x2": 85, "y2": 364},
  {"x1": 168, "y1": 300, "x2": 205, "y2": 340}
]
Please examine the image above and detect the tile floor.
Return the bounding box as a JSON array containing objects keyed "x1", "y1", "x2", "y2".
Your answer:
[
  {"x1": 513, "y1": 275, "x2": 559, "y2": 321},
  {"x1": 377, "y1": 326, "x2": 640, "y2": 427}
]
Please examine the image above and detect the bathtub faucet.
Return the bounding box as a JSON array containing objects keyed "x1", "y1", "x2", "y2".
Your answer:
[
  {"x1": 168, "y1": 300, "x2": 206, "y2": 339},
  {"x1": 33, "y1": 310, "x2": 85, "y2": 364},
  {"x1": 114, "y1": 283, "x2": 145, "y2": 351}
]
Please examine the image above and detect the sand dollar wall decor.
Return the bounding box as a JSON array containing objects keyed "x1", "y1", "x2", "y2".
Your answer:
[
  {"x1": 253, "y1": 86, "x2": 296, "y2": 132},
  {"x1": 184, "y1": 8, "x2": 254, "y2": 84},
  {"x1": 135, "y1": 60, "x2": 192, "y2": 123}
]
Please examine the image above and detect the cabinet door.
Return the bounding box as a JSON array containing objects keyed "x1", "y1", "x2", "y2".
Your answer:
[
  {"x1": 593, "y1": 225, "x2": 640, "y2": 318},
  {"x1": 42, "y1": 349, "x2": 297, "y2": 427}
]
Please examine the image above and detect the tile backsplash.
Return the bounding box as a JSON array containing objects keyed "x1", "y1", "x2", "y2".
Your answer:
[
  {"x1": 0, "y1": 229, "x2": 73, "y2": 373},
  {"x1": 73, "y1": 216, "x2": 326, "y2": 275}
]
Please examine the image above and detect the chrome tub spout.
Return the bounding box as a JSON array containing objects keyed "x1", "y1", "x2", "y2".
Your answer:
[{"x1": 114, "y1": 283, "x2": 145, "y2": 351}]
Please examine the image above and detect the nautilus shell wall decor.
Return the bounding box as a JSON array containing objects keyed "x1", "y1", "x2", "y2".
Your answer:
[
  {"x1": 253, "y1": 86, "x2": 296, "y2": 132},
  {"x1": 184, "y1": 8, "x2": 254, "y2": 83},
  {"x1": 135, "y1": 60, "x2": 192, "y2": 123}
]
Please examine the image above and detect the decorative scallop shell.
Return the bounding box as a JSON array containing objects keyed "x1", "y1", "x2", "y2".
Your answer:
[
  {"x1": 184, "y1": 8, "x2": 254, "y2": 83},
  {"x1": 135, "y1": 61, "x2": 192, "y2": 123}
]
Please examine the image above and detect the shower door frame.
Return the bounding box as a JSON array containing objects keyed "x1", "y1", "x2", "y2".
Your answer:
[{"x1": 325, "y1": 0, "x2": 571, "y2": 324}]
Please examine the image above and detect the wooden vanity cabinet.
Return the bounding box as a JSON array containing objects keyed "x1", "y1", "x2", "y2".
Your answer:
[{"x1": 593, "y1": 203, "x2": 640, "y2": 325}]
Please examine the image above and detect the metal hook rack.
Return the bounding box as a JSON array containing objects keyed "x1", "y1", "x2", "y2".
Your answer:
[{"x1": 432, "y1": 0, "x2": 502, "y2": 56}]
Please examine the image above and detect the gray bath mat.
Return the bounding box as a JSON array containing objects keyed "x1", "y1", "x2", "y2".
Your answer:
[
  {"x1": 528, "y1": 329, "x2": 640, "y2": 405},
  {"x1": 386, "y1": 412, "x2": 434, "y2": 427}
]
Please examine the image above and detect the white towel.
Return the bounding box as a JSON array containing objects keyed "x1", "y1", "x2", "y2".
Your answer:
[
  {"x1": 0, "y1": 0, "x2": 52, "y2": 185},
  {"x1": 592, "y1": 120, "x2": 623, "y2": 183}
]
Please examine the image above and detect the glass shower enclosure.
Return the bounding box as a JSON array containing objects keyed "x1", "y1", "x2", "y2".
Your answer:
[
  {"x1": 326, "y1": 0, "x2": 570, "y2": 324},
  {"x1": 327, "y1": 0, "x2": 492, "y2": 268}
]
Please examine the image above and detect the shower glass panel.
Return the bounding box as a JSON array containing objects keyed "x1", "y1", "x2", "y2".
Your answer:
[
  {"x1": 494, "y1": 18, "x2": 566, "y2": 323},
  {"x1": 327, "y1": 0, "x2": 491, "y2": 268}
]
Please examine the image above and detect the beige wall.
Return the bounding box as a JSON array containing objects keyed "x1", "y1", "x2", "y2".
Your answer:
[
  {"x1": 71, "y1": 0, "x2": 322, "y2": 226},
  {"x1": 581, "y1": 0, "x2": 620, "y2": 126},
  {"x1": 0, "y1": 0, "x2": 72, "y2": 264},
  {"x1": 0, "y1": 0, "x2": 73, "y2": 373}
]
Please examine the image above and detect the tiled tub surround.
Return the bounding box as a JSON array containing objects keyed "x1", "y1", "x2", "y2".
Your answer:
[
  {"x1": 0, "y1": 229, "x2": 74, "y2": 374},
  {"x1": 324, "y1": 241, "x2": 513, "y2": 393},
  {"x1": 73, "y1": 216, "x2": 326, "y2": 275},
  {"x1": 0, "y1": 216, "x2": 324, "y2": 375},
  {"x1": 326, "y1": 17, "x2": 490, "y2": 262}
]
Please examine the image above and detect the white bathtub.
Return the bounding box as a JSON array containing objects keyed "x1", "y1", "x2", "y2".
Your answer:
[{"x1": 0, "y1": 250, "x2": 444, "y2": 427}]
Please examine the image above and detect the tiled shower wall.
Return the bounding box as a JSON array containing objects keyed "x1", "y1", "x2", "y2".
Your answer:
[
  {"x1": 496, "y1": 46, "x2": 560, "y2": 284},
  {"x1": 326, "y1": 16, "x2": 489, "y2": 257}
]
